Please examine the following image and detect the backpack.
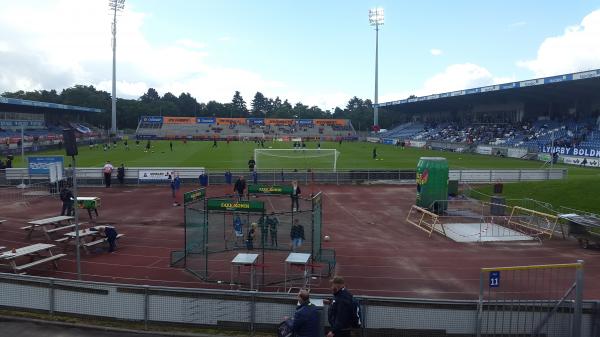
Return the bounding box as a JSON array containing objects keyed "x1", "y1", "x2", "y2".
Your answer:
[
  {"x1": 277, "y1": 319, "x2": 293, "y2": 337},
  {"x1": 351, "y1": 297, "x2": 362, "y2": 328}
]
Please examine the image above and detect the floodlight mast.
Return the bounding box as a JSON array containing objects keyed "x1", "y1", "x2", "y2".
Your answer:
[
  {"x1": 109, "y1": 0, "x2": 125, "y2": 136},
  {"x1": 369, "y1": 8, "x2": 384, "y2": 129}
]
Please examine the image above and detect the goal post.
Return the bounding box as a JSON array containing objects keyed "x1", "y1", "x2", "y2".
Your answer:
[{"x1": 254, "y1": 149, "x2": 340, "y2": 171}]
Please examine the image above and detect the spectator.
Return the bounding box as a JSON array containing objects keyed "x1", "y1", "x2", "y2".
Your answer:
[
  {"x1": 246, "y1": 222, "x2": 257, "y2": 250},
  {"x1": 290, "y1": 180, "x2": 301, "y2": 211},
  {"x1": 170, "y1": 173, "x2": 181, "y2": 206},
  {"x1": 95, "y1": 226, "x2": 119, "y2": 253},
  {"x1": 268, "y1": 212, "x2": 279, "y2": 247},
  {"x1": 283, "y1": 289, "x2": 320, "y2": 337},
  {"x1": 233, "y1": 215, "x2": 244, "y2": 247},
  {"x1": 290, "y1": 219, "x2": 305, "y2": 252},
  {"x1": 102, "y1": 161, "x2": 114, "y2": 188},
  {"x1": 59, "y1": 187, "x2": 74, "y2": 216},
  {"x1": 234, "y1": 176, "x2": 246, "y2": 201},
  {"x1": 117, "y1": 164, "x2": 125, "y2": 185},
  {"x1": 225, "y1": 170, "x2": 233, "y2": 185},
  {"x1": 325, "y1": 276, "x2": 354, "y2": 337}
]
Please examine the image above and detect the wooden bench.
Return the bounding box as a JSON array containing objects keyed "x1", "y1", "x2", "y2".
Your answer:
[
  {"x1": 84, "y1": 234, "x2": 125, "y2": 248},
  {"x1": 13, "y1": 254, "x2": 67, "y2": 272}
]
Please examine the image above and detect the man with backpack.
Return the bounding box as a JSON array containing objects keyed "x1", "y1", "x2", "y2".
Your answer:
[{"x1": 325, "y1": 276, "x2": 360, "y2": 337}]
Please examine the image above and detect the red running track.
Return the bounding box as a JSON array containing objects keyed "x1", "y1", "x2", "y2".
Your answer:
[{"x1": 0, "y1": 184, "x2": 598, "y2": 300}]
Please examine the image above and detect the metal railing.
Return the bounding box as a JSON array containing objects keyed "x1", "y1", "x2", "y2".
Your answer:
[
  {"x1": 0, "y1": 273, "x2": 596, "y2": 336},
  {"x1": 0, "y1": 168, "x2": 568, "y2": 187}
]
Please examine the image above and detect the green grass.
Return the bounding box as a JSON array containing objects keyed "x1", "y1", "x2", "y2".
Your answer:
[
  {"x1": 9, "y1": 140, "x2": 563, "y2": 170},
  {"x1": 9, "y1": 139, "x2": 600, "y2": 214}
]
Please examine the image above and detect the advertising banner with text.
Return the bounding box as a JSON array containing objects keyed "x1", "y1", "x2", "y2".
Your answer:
[
  {"x1": 314, "y1": 119, "x2": 346, "y2": 126},
  {"x1": 163, "y1": 117, "x2": 195, "y2": 124},
  {"x1": 216, "y1": 118, "x2": 246, "y2": 125},
  {"x1": 265, "y1": 119, "x2": 294, "y2": 125},
  {"x1": 540, "y1": 145, "x2": 600, "y2": 158}
]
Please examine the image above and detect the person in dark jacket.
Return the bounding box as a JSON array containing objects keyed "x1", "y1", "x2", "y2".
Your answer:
[
  {"x1": 95, "y1": 226, "x2": 119, "y2": 253},
  {"x1": 117, "y1": 164, "x2": 125, "y2": 185},
  {"x1": 284, "y1": 289, "x2": 320, "y2": 337},
  {"x1": 326, "y1": 276, "x2": 354, "y2": 337},
  {"x1": 59, "y1": 188, "x2": 74, "y2": 216},
  {"x1": 290, "y1": 180, "x2": 301, "y2": 211},
  {"x1": 233, "y1": 176, "x2": 246, "y2": 201},
  {"x1": 290, "y1": 219, "x2": 305, "y2": 252}
]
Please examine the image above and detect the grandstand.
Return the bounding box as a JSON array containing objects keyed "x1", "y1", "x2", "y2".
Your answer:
[
  {"x1": 136, "y1": 116, "x2": 358, "y2": 141},
  {"x1": 375, "y1": 69, "x2": 600, "y2": 163},
  {"x1": 0, "y1": 97, "x2": 105, "y2": 156}
]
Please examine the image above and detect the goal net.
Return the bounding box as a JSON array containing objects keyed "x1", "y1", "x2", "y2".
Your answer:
[{"x1": 254, "y1": 149, "x2": 340, "y2": 171}]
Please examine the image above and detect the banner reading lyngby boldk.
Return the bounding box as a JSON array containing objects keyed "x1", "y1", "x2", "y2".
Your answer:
[{"x1": 540, "y1": 146, "x2": 600, "y2": 158}]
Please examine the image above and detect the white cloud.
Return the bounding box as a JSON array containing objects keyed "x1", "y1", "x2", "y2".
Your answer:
[
  {"x1": 380, "y1": 63, "x2": 515, "y2": 101},
  {"x1": 0, "y1": 0, "x2": 345, "y2": 110},
  {"x1": 430, "y1": 48, "x2": 442, "y2": 56},
  {"x1": 518, "y1": 9, "x2": 600, "y2": 76},
  {"x1": 508, "y1": 21, "x2": 527, "y2": 29}
]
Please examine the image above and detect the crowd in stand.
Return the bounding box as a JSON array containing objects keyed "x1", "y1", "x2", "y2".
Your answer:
[{"x1": 383, "y1": 117, "x2": 600, "y2": 149}]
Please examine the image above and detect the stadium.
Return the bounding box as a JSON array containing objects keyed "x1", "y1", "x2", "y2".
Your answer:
[{"x1": 1, "y1": 5, "x2": 600, "y2": 337}]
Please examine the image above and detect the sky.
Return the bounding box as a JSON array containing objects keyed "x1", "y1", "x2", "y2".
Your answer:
[{"x1": 1, "y1": 1, "x2": 600, "y2": 111}]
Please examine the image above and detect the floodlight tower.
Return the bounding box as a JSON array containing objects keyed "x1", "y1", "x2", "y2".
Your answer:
[
  {"x1": 109, "y1": 0, "x2": 125, "y2": 135},
  {"x1": 369, "y1": 7, "x2": 384, "y2": 128}
]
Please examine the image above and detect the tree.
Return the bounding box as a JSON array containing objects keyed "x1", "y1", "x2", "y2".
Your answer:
[
  {"x1": 251, "y1": 91, "x2": 268, "y2": 116},
  {"x1": 140, "y1": 88, "x2": 160, "y2": 103},
  {"x1": 231, "y1": 91, "x2": 247, "y2": 117}
]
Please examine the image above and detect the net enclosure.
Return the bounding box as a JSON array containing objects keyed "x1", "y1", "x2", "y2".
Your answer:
[{"x1": 254, "y1": 148, "x2": 340, "y2": 171}]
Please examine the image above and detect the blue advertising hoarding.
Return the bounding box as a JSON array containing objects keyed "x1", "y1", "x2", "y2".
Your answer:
[
  {"x1": 27, "y1": 156, "x2": 64, "y2": 175},
  {"x1": 248, "y1": 118, "x2": 264, "y2": 125},
  {"x1": 141, "y1": 116, "x2": 163, "y2": 123},
  {"x1": 196, "y1": 117, "x2": 215, "y2": 124},
  {"x1": 298, "y1": 119, "x2": 314, "y2": 125}
]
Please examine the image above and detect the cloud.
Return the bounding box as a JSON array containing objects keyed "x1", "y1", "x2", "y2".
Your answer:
[
  {"x1": 430, "y1": 48, "x2": 442, "y2": 56},
  {"x1": 0, "y1": 0, "x2": 346, "y2": 110},
  {"x1": 518, "y1": 9, "x2": 600, "y2": 77},
  {"x1": 508, "y1": 21, "x2": 527, "y2": 29},
  {"x1": 380, "y1": 63, "x2": 515, "y2": 101}
]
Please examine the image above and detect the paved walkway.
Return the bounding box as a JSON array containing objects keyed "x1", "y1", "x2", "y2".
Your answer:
[{"x1": 0, "y1": 318, "x2": 225, "y2": 337}]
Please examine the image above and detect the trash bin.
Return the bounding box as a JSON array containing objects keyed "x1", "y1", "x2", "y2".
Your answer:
[
  {"x1": 199, "y1": 174, "x2": 209, "y2": 187},
  {"x1": 490, "y1": 196, "x2": 506, "y2": 216},
  {"x1": 493, "y1": 183, "x2": 503, "y2": 194}
]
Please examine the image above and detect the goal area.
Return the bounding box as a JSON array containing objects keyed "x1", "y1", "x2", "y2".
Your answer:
[{"x1": 254, "y1": 149, "x2": 340, "y2": 171}]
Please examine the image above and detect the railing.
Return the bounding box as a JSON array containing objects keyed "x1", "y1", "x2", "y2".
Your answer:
[
  {"x1": 0, "y1": 168, "x2": 568, "y2": 187},
  {"x1": 0, "y1": 273, "x2": 596, "y2": 336}
]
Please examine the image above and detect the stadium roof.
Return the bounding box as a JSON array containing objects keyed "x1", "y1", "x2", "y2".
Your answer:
[
  {"x1": 375, "y1": 68, "x2": 600, "y2": 110},
  {"x1": 0, "y1": 96, "x2": 103, "y2": 113}
]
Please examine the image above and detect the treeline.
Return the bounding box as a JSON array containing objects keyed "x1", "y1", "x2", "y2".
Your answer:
[{"x1": 2, "y1": 86, "x2": 376, "y2": 131}]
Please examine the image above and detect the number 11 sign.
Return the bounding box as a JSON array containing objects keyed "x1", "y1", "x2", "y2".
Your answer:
[{"x1": 489, "y1": 271, "x2": 500, "y2": 288}]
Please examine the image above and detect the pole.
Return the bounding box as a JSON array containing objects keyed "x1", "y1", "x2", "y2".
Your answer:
[
  {"x1": 572, "y1": 260, "x2": 584, "y2": 337},
  {"x1": 374, "y1": 24, "x2": 379, "y2": 128},
  {"x1": 19, "y1": 124, "x2": 25, "y2": 188},
  {"x1": 72, "y1": 155, "x2": 81, "y2": 280},
  {"x1": 111, "y1": 5, "x2": 117, "y2": 135}
]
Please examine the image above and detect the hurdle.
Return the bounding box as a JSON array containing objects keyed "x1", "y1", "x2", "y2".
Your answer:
[
  {"x1": 406, "y1": 205, "x2": 445, "y2": 237},
  {"x1": 506, "y1": 206, "x2": 565, "y2": 239}
]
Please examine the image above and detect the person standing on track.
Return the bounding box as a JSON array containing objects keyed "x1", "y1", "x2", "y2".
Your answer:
[
  {"x1": 170, "y1": 173, "x2": 181, "y2": 206},
  {"x1": 59, "y1": 187, "x2": 74, "y2": 216},
  {"x1": 117, "y1": 163, "x2": 125, "y2": 185},
  {"x1": 290, "y1": 219, "x2": 305, "y2": 252},
  {"x1": 103, "y1": 161, "x2": 114, "y2": 188},
  {"x1": 290, "y1": 180, "x2": 301, "y2": 211},
  {"x1": 234, "y1": 176, "x2": 246, "y2": 201},
  {"x1": 248, "y1": 157, "x2": 256, "y2": 172}
]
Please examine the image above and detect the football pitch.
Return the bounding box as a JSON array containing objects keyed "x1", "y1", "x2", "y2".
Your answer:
[
  {"x1": 10, "y1": 140, "x2": 559, "y2": 170},
  {"x1": 9, "y1": 140, "x2": 600, "y2": 214}
]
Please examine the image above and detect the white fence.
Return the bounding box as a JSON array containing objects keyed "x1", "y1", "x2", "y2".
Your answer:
[
  {"x1": 0, "y1": 273, "x2": 596, "y2": 336},
  {"x1": 1, "y1": 168, "x2": 567, "y2": 186}
]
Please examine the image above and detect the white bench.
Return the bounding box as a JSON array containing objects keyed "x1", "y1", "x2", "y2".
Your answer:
[
  {"x1": 0, "y1": 246, "x2": 5, "y2": 251},
  {"x1": 84, "y1": 234, "x2": 125, "y2": 248},
  {"x1": 54, "y1": 237, "x2": 70, "y2": 243},
  {"x1": 13, "y1": 254, "x2": 66, "y2": 272},
  {"x1": 46, "y1": 223, "x2": 79, "y2": 234}
]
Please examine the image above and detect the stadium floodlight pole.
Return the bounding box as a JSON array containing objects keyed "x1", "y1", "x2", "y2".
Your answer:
[
  {"x1": 369, "y1": 7, "x2": 384, "y2": 128},
  {"x1": 109, "y1": 0, "x2": 125, "y2": 136}
]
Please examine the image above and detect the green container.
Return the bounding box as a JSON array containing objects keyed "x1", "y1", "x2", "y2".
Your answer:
[{"x1": 416, "y1": 157, "x2": 449, "y2": 213}]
